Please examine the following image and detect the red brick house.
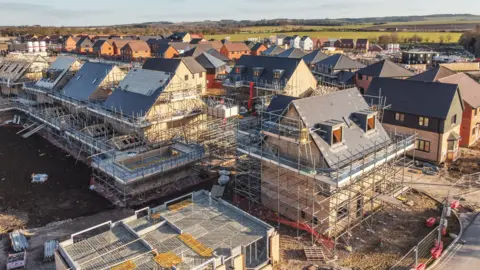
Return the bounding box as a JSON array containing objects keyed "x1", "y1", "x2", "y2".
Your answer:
[
  {"x1": 220, "y1": 43, "x2": 251, "y2": 60},
  {"x1": 334, "y1": 39, "x2": 355, "y2": 49},
  {"x1": 356, "y1": 39, "x2": 369, "y2": 51},
  {"x1": 120, "y1": 40, "x2": 151, "y2": 62},
  {"x1": 250, "y1": 43, "x2": 267, "y2": 56}
]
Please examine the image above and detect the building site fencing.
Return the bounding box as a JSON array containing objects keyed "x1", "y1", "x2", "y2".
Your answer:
[{"x1": 389, "y1": 226, "x2": 440, "y2": 270}]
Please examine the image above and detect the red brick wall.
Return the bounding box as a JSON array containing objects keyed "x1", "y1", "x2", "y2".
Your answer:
[{"x1": 460, "y1": 103, "x2": 480, "y2": 147}]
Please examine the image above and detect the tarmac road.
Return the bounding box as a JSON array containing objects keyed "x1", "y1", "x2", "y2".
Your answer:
[{"x1": 434, "y1": 213, "x2": 480, "y2": 270}]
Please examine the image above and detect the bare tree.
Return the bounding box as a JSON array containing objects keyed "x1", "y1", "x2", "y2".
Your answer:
[{"x1": 439, "y1": 35, "x2": 445, "y2": 44}]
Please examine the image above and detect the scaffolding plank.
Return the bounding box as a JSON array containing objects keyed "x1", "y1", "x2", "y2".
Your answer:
[
  {"x1": 110, "y1": 260, "x2": 136, "y2": 270},
  {"x1": 168, "y1": 199, "x2": 193, "y2": 212},
  {"x1": 154, "y1": 251, "x2": 182, "y2": 268},
  {"x1": 178, "y1": 233, "x2": 213, "y2": 257}
]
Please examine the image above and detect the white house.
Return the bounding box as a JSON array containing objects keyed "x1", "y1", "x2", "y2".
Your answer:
[
  {"x1": 300, "y1": 36, "x2": 313, "y2": 51},
  {"x1": 276, "y1": 35, "x2": 286, "y2": 46},
  {"x1": 290, "y1": 35, "x2": 301, "y2": 49}
]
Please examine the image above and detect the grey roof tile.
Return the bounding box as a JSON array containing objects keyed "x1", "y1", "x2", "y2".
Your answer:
[
  {"x1": 366, "y1": 77, "x2": 461, "y2": 119},
  {"x1": 315, "y1": 54, "x2": 365, "y2": 70},
  {"x1": 104, "y1": 68, "x2": 171, "y2": 117},
  {"x1": 277, "y1": 48, "x2": 306, "y2": 59},
  {"x1": 62, "y1": 62, "x2": 114, "y2": 101},
  {"x1": 357, "y1": 59, "x2": 414, "y2": 78}
]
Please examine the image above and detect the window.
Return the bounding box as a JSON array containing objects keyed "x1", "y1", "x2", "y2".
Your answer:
[
  {"x1": 253, "y1": 69, "x2": 261, "y2": 77},
  {"x1": 193, "y1": 74, "x2": 195, "y2": 79},
  {"x1": 451, "y1": 114, "x2": 457, "y2": 125},
  {"x1": 475, "y1": 108, "x2": 479, "y2": 116},
  {"x1": 332, "y1": 127, "x2": 343, "y2": 144},
  {"x1": 199, "y1": 72, "x2": 203, "y2": 78},
  {"x1": 313, "y1": 216, "x2": 318, "y2": 225},
  {"x1": 367, "y1": 116, "x2": 375, "y2": 131},
  {"x1": 184, "y1": 75, "x2": 188, "y2": 81},
  {"x1": 395, "y1": 113, "x2": 405, "y2": 122},
  {"x1": 358, "y1": 74, "x2": 364, "y2": 80},
  {"x1": 419, "y1": 116, "x2": 429, "y2": 127},
  {"x1": 472, "y1": 127, "x2": 477, "y2": 136},
  {"x1": 337, "y1": 206, "x2": 348, "y2": 221},
  {"x1": 301, "y1": 211, "x2": 306, "y2": 219},
  {"x1": 415, "y1": 139, "x2": 431, "y2": 152}
]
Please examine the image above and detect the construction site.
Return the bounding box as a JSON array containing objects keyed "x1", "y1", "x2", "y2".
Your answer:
[
  {"x1": 233, "y1": 88, "x2": 420, "y2": 264},
  {"x1": 0, "y1": 56, "x2": 239, "y2": 208}
]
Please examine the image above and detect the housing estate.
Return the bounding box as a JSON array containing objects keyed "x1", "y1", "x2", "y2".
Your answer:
[
  {"x1": 220, "y1": 43, "x2": 251, "y2": 60},
  {"x1": 313, "y1": 54, "x2": 365, "y2": 87}
]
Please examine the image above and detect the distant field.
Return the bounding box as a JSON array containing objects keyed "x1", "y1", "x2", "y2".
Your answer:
[{"x1": 206, "y1": 31, "x2": 463, "y2": 43}]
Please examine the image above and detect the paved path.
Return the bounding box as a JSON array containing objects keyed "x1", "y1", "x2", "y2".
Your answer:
[{"x1": 433, "y1": 213, "x2": 480, "y2": 270}]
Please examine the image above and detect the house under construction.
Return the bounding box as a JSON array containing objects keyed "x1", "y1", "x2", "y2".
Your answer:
[
  {"x1": 234, "y1": 88, "x2": 416, "y2": 252},
  {"x1": 1, "y1": 56, "x2": 239, "y2": 207},
  {"x1": 55, "y1": 190, "x2": 279, "y2": 270}
]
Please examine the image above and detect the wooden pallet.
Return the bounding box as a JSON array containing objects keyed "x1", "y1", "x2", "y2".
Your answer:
[{"x1": 304, "y1": 246, "x2": 325, "y2": 262}]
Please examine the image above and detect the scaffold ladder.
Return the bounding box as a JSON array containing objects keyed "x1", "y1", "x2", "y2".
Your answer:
[{"x1": 22, "y1": 124, "x2": 46, "y2": 138}]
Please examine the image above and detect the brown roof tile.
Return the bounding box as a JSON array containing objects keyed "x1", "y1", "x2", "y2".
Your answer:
[{"x1": 223, "y1": 42, "x2": 250, "y2": 52}]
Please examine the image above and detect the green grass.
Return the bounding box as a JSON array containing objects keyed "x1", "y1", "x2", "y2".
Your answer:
[{"x1": 206, "y1": 31, "x2": 462, "y2": 43}]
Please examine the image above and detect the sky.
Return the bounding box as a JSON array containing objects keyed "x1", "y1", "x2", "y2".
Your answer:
[{"x1": 0, "y1": 0, "x2": 479, "y2": 26}]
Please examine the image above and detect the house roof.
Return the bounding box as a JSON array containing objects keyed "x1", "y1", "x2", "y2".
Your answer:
[
  {"x1": 438, "y1": 73, "x2": 480, "y2": 108},
  {"x1": 356, "y1": 39, "x2": 369, "y2": 44},
  {"x1": 199, "y1": 40, "x2": 223, "y2": 50},
  {"x1": 182, "y1": 46, "x2": 206, "y2": 58},
  {"x1": 181, "y1": 57, "x2": 207, "y2": 74},
  {"x1": 170, "y1": 42, "x2": 191, "y2": 52},
  {"x1": 266, "y1": 95, "x2": 298, "y2": 122},
  {"x1": 366, "y1": 77, "x2": 462, "y2": 119},
  {"x1": 277, "y1": 48, "x2": 306, "y2": 59},
  {"x1": 262, "y1": 45, "x2": 285, "y2": 56},
  {"x1": 195, "y1": 52, "x2": 226, "y2": 69},
  {"x1": 315, "y1": 54, "x2": 365, "y2": 70},
  {"x1": 190, "y1": 38, "x2": 204, "y2": 44},
  {"x1": 356, "y1": 59, "x2": 414, "y2": 78},
  {"x1": 76, "y1": 37, "x2": 92, "y2": 47},
  {"x1": 146, "y1": 38, "x2": 170, "y2": 46},
  {"x1": 155, "y1": 44, "x2": 176, "y2": 55},
  {"x1": 302, "y1": 49, "x2": 328, "y2": 65},
  {"x1": 292, "y1": 88, "x2": 390, "y2": 169},
  {"x1": 231, "y1": 55, "x2": 304, "y2": 83},
  {"x1": 137, "y1": 35, "x2": 164, "y2": 41},
  {"x1": 168, "y1": 32, "x2": 189, "y2": 41},
  {"x1": 143, "y1": 57, "x2": 206, "y2": 74},
  {"x1": 300, "y1": 36, "x2": 311, "y2": 41},
  {"x1": 337, "y1": 39, "x2": 355, "y2": 45},
  {"x1": 408, "y1": 66, "x2": 457, "y2": 82},
  {"x1": 206, "y1": 49, "x2": 230, "y2": 62},
  {"x1": 62, "y1": 62, "x2": 114, "y2": 101},
  {"x1": 49, "y1": 56, "x2": 77, "y2": 70},
  {"x1": 104, "y1": 68, "x2": 171, "y2": 117},
  {"x1": 222, "y1": 42, "x2": 250, "y2": 52},
  {"x1": 111, "y1": 40, "x2": 130, "y2": 49},
  {"x1": 123, "y1": 40, "x2": 150, "y2": 52},
  {"x1": 251, "y1": 43, "x2": 266, "y2": 51},
  {"x1": 244, "y1": 41, "x2": 255, "y2": 49},
  {"x1": 93, "y1": 40, "x2": 110, "y2": 50}
]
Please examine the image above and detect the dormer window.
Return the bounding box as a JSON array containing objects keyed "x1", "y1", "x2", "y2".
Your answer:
[
  {"x1": 367, "y1": 115, "x2": 375, "y2": 131},
  {"x1": 332, "y1": 126, "x2": 343, "y2": 144},
  {"x1": 273, "y1": 69, "x2": 284, "y2": 79},
  {"x1": 234, "y1": 65, "x2": 245, "y2": 74},
  {"x1": 353, "y1": 110, "x2": 377, "y2": 133},
  {"x1": 253, "y1": 67, "x2": 263, "y2": 77}
]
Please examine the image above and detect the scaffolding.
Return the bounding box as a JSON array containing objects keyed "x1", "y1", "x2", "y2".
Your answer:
[
  {"x1": 2, "y1": 73, "x2": 239, "y2": 207},
  {"x1": 234, "y1": 103, "x2": 416, "y2": 256}
]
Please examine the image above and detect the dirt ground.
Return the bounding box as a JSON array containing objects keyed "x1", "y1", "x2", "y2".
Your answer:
[
  {"x1": 272, "y1": 190, "x2": 460, "y2": 270},
  {"x1": 0, "y1": 126, "x2": 115, "y2": 233},
  {"x1": 0, "y1": 208, "x2": 133, "y2": 270},
  {"x1": 448, "y1": 144, "x2": 480, "y2": 178}
]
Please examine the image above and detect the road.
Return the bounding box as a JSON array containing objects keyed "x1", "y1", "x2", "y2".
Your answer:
[{"x1": 433, "y1": 213, "x2": 480, "y2": 270}]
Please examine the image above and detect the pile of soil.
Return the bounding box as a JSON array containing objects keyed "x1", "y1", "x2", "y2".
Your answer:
[{"x1": 0, "y1": 127, "x2": 114, "y2": 231}]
